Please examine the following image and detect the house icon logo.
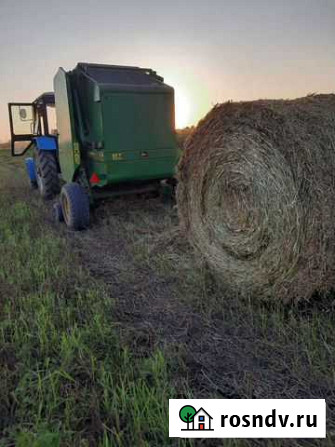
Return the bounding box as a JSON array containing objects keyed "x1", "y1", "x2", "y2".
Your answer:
[{"x1": 179, "y1": 405, "x2": 214, "y2": 431}]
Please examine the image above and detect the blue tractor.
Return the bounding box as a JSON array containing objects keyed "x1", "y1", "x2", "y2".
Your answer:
[{"x1": 8, "y1": 92, "x2": 60, "y2": 200}]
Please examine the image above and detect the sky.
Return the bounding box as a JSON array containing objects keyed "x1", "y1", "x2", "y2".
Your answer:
[{"x1": 0, "y1": 0, "x2": 334, "y2": 141}]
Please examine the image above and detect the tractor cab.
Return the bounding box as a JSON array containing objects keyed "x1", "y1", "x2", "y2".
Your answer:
[{"x1": 8, "y1": 92, "x2": 57, "y2": 156}]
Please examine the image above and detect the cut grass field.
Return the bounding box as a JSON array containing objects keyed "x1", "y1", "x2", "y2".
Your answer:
[
  {"x1": 0, "y1": 151, "x2": 181, "y2": 446},
  {"x1": 0, "y1": 148, "x2": 334, "y2": 446}
]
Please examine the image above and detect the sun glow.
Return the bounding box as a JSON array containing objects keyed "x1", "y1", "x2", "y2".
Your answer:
[
  {"x1": 168, "y1": 74, "x2": 211, "y2": 130},
  {"x1": 175, "y1": 90, "x2": 192, "y2": 129}
]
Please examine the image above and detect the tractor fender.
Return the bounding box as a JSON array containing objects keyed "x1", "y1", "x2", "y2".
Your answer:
[{"x1": 34, "y1": 136, "x2": 58, "y2": 151}]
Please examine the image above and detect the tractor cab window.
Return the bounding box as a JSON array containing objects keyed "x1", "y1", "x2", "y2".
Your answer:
[
  {"x1": 8, "y1": 93, "x2": 56, "y2": 157},
  {"x1": 47, "y1": 105, "x2": 57, "y2": 135},
  {"x1": 10, "y1": 105, "x2": 35, "y2": 136},
  {"x1": 8, "y1": 103, "x2": 36, "y2": 156}
]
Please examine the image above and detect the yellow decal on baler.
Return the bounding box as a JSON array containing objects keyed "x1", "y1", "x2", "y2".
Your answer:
[
  {"x1": 112, "y1": 152, "x2": 124, "y2": 161},
  {"x1": 73, "y1": 143, "x2": 81, "y2": 166}
]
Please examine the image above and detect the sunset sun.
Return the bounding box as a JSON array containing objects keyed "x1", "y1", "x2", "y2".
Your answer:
[{"x1": 175, "y1": 89, "x2": 191, "y2": 129}]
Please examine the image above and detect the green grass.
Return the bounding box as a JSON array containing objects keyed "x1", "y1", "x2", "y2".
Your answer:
[
  {"x1": 0, "y1": 150, "x2": 182, "y2": 446},
  {"x1": 1, "y1": 149, "x2": 335, "y2": 447}
]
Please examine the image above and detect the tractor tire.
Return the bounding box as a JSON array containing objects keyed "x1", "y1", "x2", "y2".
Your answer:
[
  {"x1": 61, "y1": 183, "x2": 90, "y2": 231},
  {"x1": 35, "y1": 150, "x2": 60, "y2": 200}
]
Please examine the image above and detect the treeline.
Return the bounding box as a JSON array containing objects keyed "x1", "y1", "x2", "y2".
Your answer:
[
  {"x1": 0, "y1": 141, "x2": 10, "y2": 149},
  {"x1": 0, "y1": 129, "x2": 196, "y2": 151}
]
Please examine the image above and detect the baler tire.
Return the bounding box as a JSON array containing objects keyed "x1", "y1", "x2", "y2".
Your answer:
[
  {"x1": 61, "y1": 183, "x2": 90, "y2": 231},
  {"x1": 36, "y1": 150, "x2": 60, "y2": 200}
]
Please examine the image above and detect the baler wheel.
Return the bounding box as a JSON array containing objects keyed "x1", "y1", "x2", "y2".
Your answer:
[
  {"x1": 35, "y1": 150, "x2": 60, "y2": 200},
  {"x1": 61, "y1": 183, "x2": 90, "y2": 231}
]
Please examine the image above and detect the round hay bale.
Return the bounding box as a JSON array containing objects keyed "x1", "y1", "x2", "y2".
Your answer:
[{"x1": 177, "y1": 94, "x2": 335, "y2": 300}]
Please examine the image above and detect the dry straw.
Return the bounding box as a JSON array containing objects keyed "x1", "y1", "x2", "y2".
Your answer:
[{"x1": 177, "y1": 95, "x2": 335, "y2": 300}]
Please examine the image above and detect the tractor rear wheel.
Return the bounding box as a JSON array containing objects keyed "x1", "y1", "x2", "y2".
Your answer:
[
  {"x1": 35, "y1": 150, "x2": 60, "y2": 200},
  {"x1": 61, "y1": 183, "x2": 90, "y2": 230}
]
